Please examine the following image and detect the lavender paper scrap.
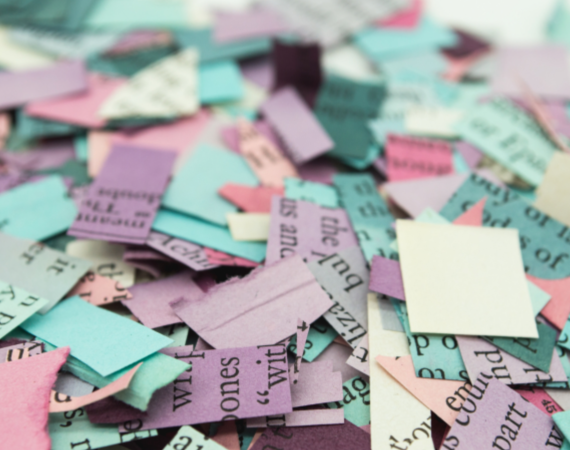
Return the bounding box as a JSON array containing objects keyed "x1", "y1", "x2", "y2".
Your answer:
[
  {"x1": 369, "y1": 255, "x2": 405, "y2": 301},
  {"x1": 291, "y1": 361, "x2": 343, "y2": 408},
  {"x1": 457, "y1": 336, "x2": 567, "y2": 385},
  {"x1": 122, "y1": 271, "x2": 203, "y2": 329},
  {"x1": 261, "y1": 87, "x2": 333, "y2": 164},
  {"x1": 146, "y1": 231, "x2": 219, "y2": 272},
  {"x1": 266, "y1": 196, "x2": 358, "y2": 265},
  {"x1": 0, "y1": 61, "x2": 88, "y2": 110},
  {"x1": 128, "y1": 343, "x2": 293, "y2": 430},
  {"x1": 445, "y1": 376, "x2": 562, "y2": 450},
  {"x1": 214, "y1": 8, "x2": 289, "y2": 43},
  {"x1": 69, "y1": 145, "x2": 175, "y2": 245},
  {"x1": 172, "y1": 255, "x2": 333, "y2": 349}
]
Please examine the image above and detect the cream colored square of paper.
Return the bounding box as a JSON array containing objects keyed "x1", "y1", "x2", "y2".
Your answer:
[
  {"x1": 397, "y1": 220, "x2": 538, "y2": 338},
  {"x1": 535, "y1": 152, "x2": 570, "y2": 227},
  {"x1": 227, "y1": 213, "x2": 270, "y2": 242}
]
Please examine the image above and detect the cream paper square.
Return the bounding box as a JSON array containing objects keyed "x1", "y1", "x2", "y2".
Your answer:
[{"x1": 396, "y1": 220, "x2": 538, "y2": 338}]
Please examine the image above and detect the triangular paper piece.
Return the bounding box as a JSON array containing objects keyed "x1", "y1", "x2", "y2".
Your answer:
[
  {"x1": 526, "y1": 274, "x2": 570, "y2": 330},
  {"x1": 99, "y1": 48, "x2": 199, "y2": 119},
  {"x1": 0, "y1": 347, "x2": 69, "y2": 450},
  {"x1": 376, "y1": 355, "x2": 468, "y2": 427},
  {"x1": 452, "y1": 197, "x2": 487, "y2": 226},
  {"x1": 218, "y1": 183, "x2": 283, "y2": 213}
]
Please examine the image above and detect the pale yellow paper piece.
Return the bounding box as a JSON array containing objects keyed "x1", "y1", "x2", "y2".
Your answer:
[
  {"x1": 0, "y1": 27, "x2": 55, "y2": 71},
  {"x1": 535, "y1": 152, "x2": 570, "y2": 227},
  {"x1": 227, "y1": 213, "x2": 271, "y2": 242},
  {"x1": 397, "y1": 220, "x2": 538, "y2": 338},
  {"x1": 66, "y1": 240, "x2": 136, "y2": 288},
  {"x1": 405, "y1": 107, "x2": 463, "y2": 138},
  {"x1": 87, "y1": 130, "x2": 113, "y2": 177},
  {"x1": 368, "y1": 293, "x2": 434, "y2": 450},
  {"x1": 99, "y1": 48, "x2": 199, "y2": 119}
]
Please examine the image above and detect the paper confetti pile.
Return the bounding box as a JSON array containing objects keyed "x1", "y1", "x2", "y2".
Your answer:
[{"x1": 4, "y1": 0, "x2": 570, "y2": 449}]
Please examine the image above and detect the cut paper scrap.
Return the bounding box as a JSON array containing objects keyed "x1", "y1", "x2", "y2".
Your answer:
[
  {"x1": 152, "y1": 209, "x2": 267, "y2": 263},
  {"x1": 261, "y1": 87, "x2": 333, "y2": 164},
  {"x1": 457, "y1": 335, "x2": 568, "y2": 385},
  {"x1": 445, "y1": 377, "x2": 562, "y2": 450},
  {"x1": 0, "y1": 175, "x2": 77, "y2": 241},
  {"x1": 515, "y1": 387, "x2": 562, "y2": 416},
  {"x1": 535, "y1": 152, "x2": 570, "y2": 228},
  {"x1": 289, "y1": 319, "x2": 310, "y2": 385},
  {"x1": 379, "y1": 0, "x2": 422, "y2": 28},
  {"x1": 247, "y1": 409, "x2": 345, "y2": 428},
  {"x1": 266, "y1": 196, "x2": 358, "y2": 265},
  {"x1": 25, "y1": 73, "x2": 124, "y2": 128},
  {"x1": 21, "y1": 296, "x2": 172, "y2": 377},
  {"x1": 0, "y1": 347, "x2": 69, "y2": 450},
  {"x1": 204, "y1": 247, "x2": 259, "y2": 268},
  {"x1": 327, "y1": 376, "x2": 370, "y2": 427},
  {"x1": 99, "y1": 48, "x2": 199, "y2": 119},
  {"x1": 383, "y1": 173, "x2": 468, "y2": 218},
  {"x1": 284, "y1": 177, "x2": 339, "y2": 208},
  {"x1": 385, "y1": 134, "x2": 454, "y2": 182},
  {"x1": 164, "y1": 425, "x2": 228, "y2": 450},
  {"x1": 49, "y1": 362, "x2": 142, "y2": 413},
  {"x1": 68, "y1": 145, "x2": 176, "y2": 245},
  {"x1": 0, "y1": 60, "x2": 88, "y2": 110},
  {"x1": 452, "y1": 197, "x2": 486, "y2": 226},
  {"x1": 163, "y1": 145, "x2": 258, "y2": 226},
  {"x1": 146, "y1": 231, "x2": 219, "y2": 272},
  {"x1": 130, "y1": 343, "x2": 292, "y2": 430},
  {"x1": 397, "y1": 220, "x2": 538, "y2": 338},
  {"x1": 376, "y1": 355, "x2": 469, "y2": 427},
  {"x1": 289, "y1": 317, "x2": 338, "y2": 363},
  {"x1": 219, "y1": 183, "x2": 283, "y2": 213},
  {"x1": 369, "y1": 255, "x2": 405, "y2": 300},
  {"x1": 485, "y1": 321, "x2": 558, "y2": 373},
  {"x1": 290, "y1": 361, "x2": 343, "y2": 407},
  {"x1": 199, "y1": 60, "x2": 244, "y2": 104},
  {"x1": 227, "y1": 212, "x2": 270, "y2": 241},
  {"x1": 0, "y1": 281, "x2": 49, "y2": 339},
  {"x1": 66, "y1": 239, "x2": 136, "y2": 288},
  {"x1": 249, "y1": 420, "x2": 372, "y2": 450},
  {"x1": 528, "y1": 275, "x2": 570, "y2": 330},
  {"x1": 346, "y1": 334, "x2": 370, "y2": 377},
  {"x1": 237, "y1": 119, "x2": 299, "y2": 188},
  {"x1": 0, "y1": 341, "x2": 44, "y2": 362},
  {"x1": 0, "y1": 233, "x2": 91, "y2": 314},
  {"x1": 405, "y1": 106, "x2": 462, "y2": 138},
  {"x1": 214, "y1": 7, "x2": 290, "y2": 43},
  {"x1": 67, "y1": 271, "x2": 132, "y2": 306},
  {"x1": 171, "y1": 254, "x2": 333, "y2": 348},
  {"x1": 122, "y1": 271, "x2": 203, "y2": 329},
  {"x1": 308, "y1": 247, "x2": 369, "y2": 348}
]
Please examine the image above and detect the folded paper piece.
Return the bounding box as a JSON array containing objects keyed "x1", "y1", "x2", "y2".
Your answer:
[
  {"x1": 0, "y1": 281, "x2": 49, "y2": 339},
  {"x1": 369, "y1": 255, "x2": 405, "y2": 300},
  {"x1": 67, "y1": 271, "x2": 132, "y2": 306},
  {"x1": 100, "y1": 48, "x2": 199, "y2": 119},
  {"x1": 266, "y1": 196, "x2": 358, "y2": 265},
  {"x1": 446, "y1": 377, "x2": 563, "y2": 450},
  {"x1": 284, "y1": 177, "x2": 339, "y2": 208},
  {"x1": 0, "y1": 233, "x2": 91, "y2": 314},
  {"x1": 0, "y1": 60, "x2": 88, "y2": 110},
  {"x1": 397, "y1": 220, "x2": 538, "y2": 338},
  {"x1": 457, "y1": 335, "x2": 567, "y2": 385},
  {"x1": 247, "y1": 409, "x2": 345, "y2": 428},
  {"x1": 164, "y1": 425, "x2": 228, "y2": 450},
  {"x1": 131, "y1": 343, "x2": 292, "y2": 429},
  {"x1": 146, "y1": 231, "x2": 218, "y2": 272},
  {"x1": 227, "y1": 213, "x2": 271, "y2": 241},
  {"x1": 172, "y1": 255, "x2": 332, "y2": 348},
  {"x1": 385, "y1": 134, "x2": 454, "y2": 181},
  {"x1": 261, "y1": 87, "x2": 333, "y2": 164},
  {"x1": 163, "y1": 145, "x2": 258, "y2": 226},
  {"x1": 308, "y1": 247, "x2": 369, "y2": 348},
  {"x1": 290, "y1": 361, "x2": 343, "y2": 407},
  {"x1": 21, "y1": 296, "x2": 172, "y2": 377},
  {"x1": 122, "y1": 271, "x2": 202, "y2": 329},
  {"x1": 68, "y1": 145, "x2": 175, "y2": 245}
]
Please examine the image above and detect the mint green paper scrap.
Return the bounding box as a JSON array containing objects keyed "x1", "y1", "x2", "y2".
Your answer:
[
  {"x1": 485, "y1": 322, "x2": 557, "y2": 372},
  {"x1": 163, "y1": 145, "x2": 258, "y2": 226},
  {"x1": 369, "y1": 118, "x2": 405, "y2": 146},
  {"x1": 354, "y1": 17, "x2": 457, "y2": 60},
  {"x1": 0, "y1": 282, "x2": 49, "y2": 339},
  {"x1": 439, "y1": 172, "x2": 570, "y2": 279},
  {"x1": 288, "y1": 317, "x2": 338, "y2": 362},
  {"x1": 21, "y1": 296, "x2": 172, "y2": 377},
  {"x1": 336, "y1": 145, "x2": 381, "y2": 170},
  {"x1": 327, "y1": 376, "x2": 370, "y2": 426},
  {"x1": 334, "y1": 174, "x2": 396, "y2": 262},
  {"x1": 528, "y1": 281, "x2": 551, "y2": 316},
  {"x1": 378, "y1": 51, "x2": 448, "y2": 78},
  {"x1": 393, "y1": 300, "x2": 467, "y2": 381},
  {"x1": 153, "y1": 209, "x2": 266, "y2": 262},
  {"x1": 49, "y1": 409, "x2": 158, "y2": 450},
  {"x1": 199, "y1": 60, "x2": 243, "y2": 104},
  {"x1": 284, "y1": 177, "x2": 339, "y2": 208},
  {"x1": 455, "y1": 98, "x2": 557, "y2": 186},
  {"x1": 552, "y1": 412, "x2": 570, "y2": 447},
  {"x1": 539, "y1": 345, "x2": 570, "y2": 389},
  {"x1": 0, "y1": 175, "x2": 76, "y2": 241},
  {"x1": 74, "y1": 135, "x2": 88, "y2": 162}
]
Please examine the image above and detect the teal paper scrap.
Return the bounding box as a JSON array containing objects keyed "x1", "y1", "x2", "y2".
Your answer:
[
  {"x1": 327, "y1": 376, "x2": 370, "y2": 427},
  {"x1": 284, "y1": 177, "x2": 339, "y2": 208},
  {"x1": 199, "y1": 60, "x2": 244, "y2": 104}
]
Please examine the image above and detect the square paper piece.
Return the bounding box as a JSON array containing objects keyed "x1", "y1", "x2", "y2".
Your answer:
[{"x1": 396, "y1": 220, "x2": 538, "y2": 338}]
